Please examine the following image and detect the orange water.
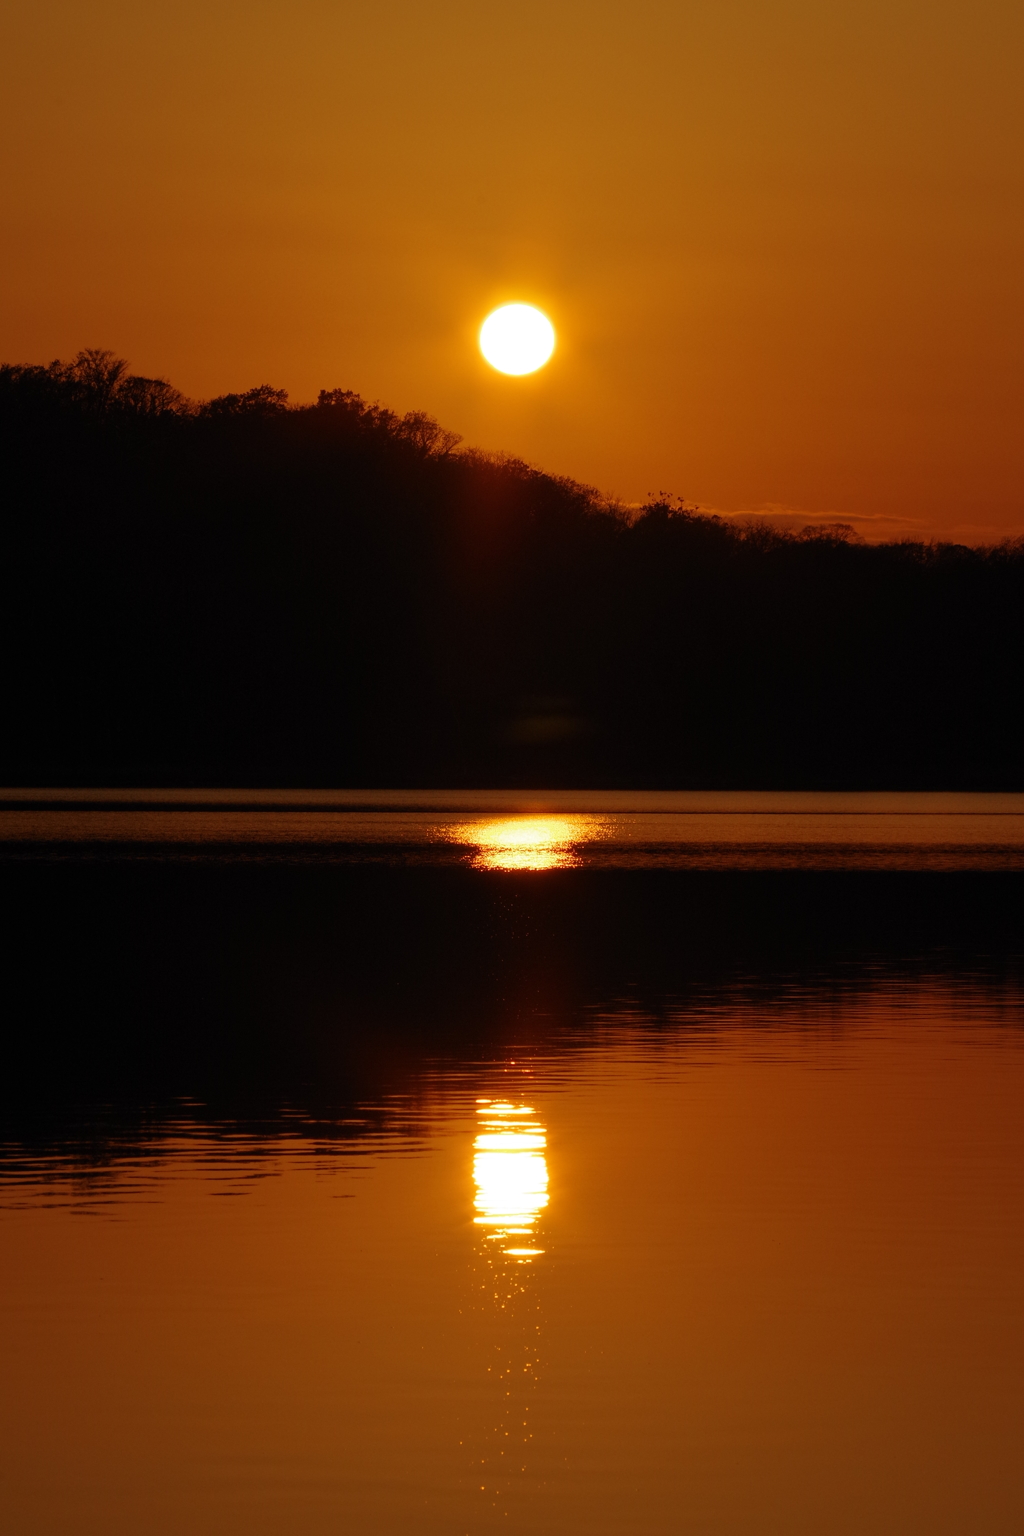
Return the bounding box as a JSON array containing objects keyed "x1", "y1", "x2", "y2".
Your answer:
[
  {"x1": 3, "y1": 790, "x2": 1024, "y2": 869},
  {"x1": 3, "y1": 984, "x2": 1023, "y2": 1535}
]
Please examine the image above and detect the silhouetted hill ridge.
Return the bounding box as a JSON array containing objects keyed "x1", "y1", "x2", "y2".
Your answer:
[{"x1": 2, "y1": 350, "x2": 1021, "y2": 787}]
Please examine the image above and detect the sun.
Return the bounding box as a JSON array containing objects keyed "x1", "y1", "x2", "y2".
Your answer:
[{"x1": 479, "y1": 304, "x2": 556, "y2": 375}]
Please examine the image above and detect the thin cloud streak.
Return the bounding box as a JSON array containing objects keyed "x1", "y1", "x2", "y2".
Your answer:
[{"x1": 705, "y1": 505, "x2": 1024, "y2": 547}]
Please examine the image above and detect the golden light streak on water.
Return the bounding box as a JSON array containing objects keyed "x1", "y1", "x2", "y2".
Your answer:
[
  {"x1": 451, "y1": 816, "x2": 601, "y2": 870},
  {"x1": 473, "y1": 1100, "x2": 548, "y2": 1260}
]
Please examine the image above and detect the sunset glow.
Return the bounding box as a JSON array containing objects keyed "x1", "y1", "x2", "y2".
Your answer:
[
  {"x1": 3, "y1": 0, "x2": 1024, "y2": 1528},
  {"x1": 479, "y1": 305, "x2": 555, "y2": 376},
  {"x1": 4, "y1": 4, "x2": 1022, "y2": 539}
]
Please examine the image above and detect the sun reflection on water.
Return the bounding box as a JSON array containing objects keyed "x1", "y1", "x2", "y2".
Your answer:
[
  {"x1": 473, "y1": 1100, "x2": 548, "y2": 1260},
  {"x1": 452, "y1": 815, "x2": 601, "y2": 870},
  {"x1": 468, "y1": 1095, "x2": 549, "y2": 1505}
]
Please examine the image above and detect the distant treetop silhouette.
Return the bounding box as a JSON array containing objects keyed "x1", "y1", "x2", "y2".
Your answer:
[{"x1": 0, "y1": 350, "x2": 1020, "y2": 787}]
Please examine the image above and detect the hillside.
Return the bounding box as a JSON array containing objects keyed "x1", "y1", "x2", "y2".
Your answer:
[{"x1": 2, "y1": 349, "x2": 1021, "y2": 787}]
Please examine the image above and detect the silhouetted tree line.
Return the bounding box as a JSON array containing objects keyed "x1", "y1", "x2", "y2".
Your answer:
[{"x1": 1, "y1": 349, "x2": 1021, "y2": 786}]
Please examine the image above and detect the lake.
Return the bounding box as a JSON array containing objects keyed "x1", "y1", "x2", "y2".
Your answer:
[
  {"x1": 2, "y1": 792, "x2": 1023, "y2": 1534},
  {"x1": 3, "y1": 787, "x2": 1024, "y2": 867}
]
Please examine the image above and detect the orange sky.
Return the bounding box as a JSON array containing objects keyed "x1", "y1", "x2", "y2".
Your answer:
[{"x1": 1, "y1": 0, "x2": 1021, "y2": 541}]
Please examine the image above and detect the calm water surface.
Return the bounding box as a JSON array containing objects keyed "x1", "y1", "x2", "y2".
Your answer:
[
  {"x1": 2, "y1": 797, "x2": 1023, "y2": 1533},
  {"x1": 3, "y1": 788, "x2": 1024, "y2": 867}
]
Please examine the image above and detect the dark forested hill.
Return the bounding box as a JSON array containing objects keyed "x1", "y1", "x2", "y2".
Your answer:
[{"x1": 2, "y1": 349, "x2": 1021, "y2": 787}]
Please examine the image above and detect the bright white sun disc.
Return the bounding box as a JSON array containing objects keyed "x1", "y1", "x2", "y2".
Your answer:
[{"x1": 479, "y1": 304, "x2": 555, "y2": 375}]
